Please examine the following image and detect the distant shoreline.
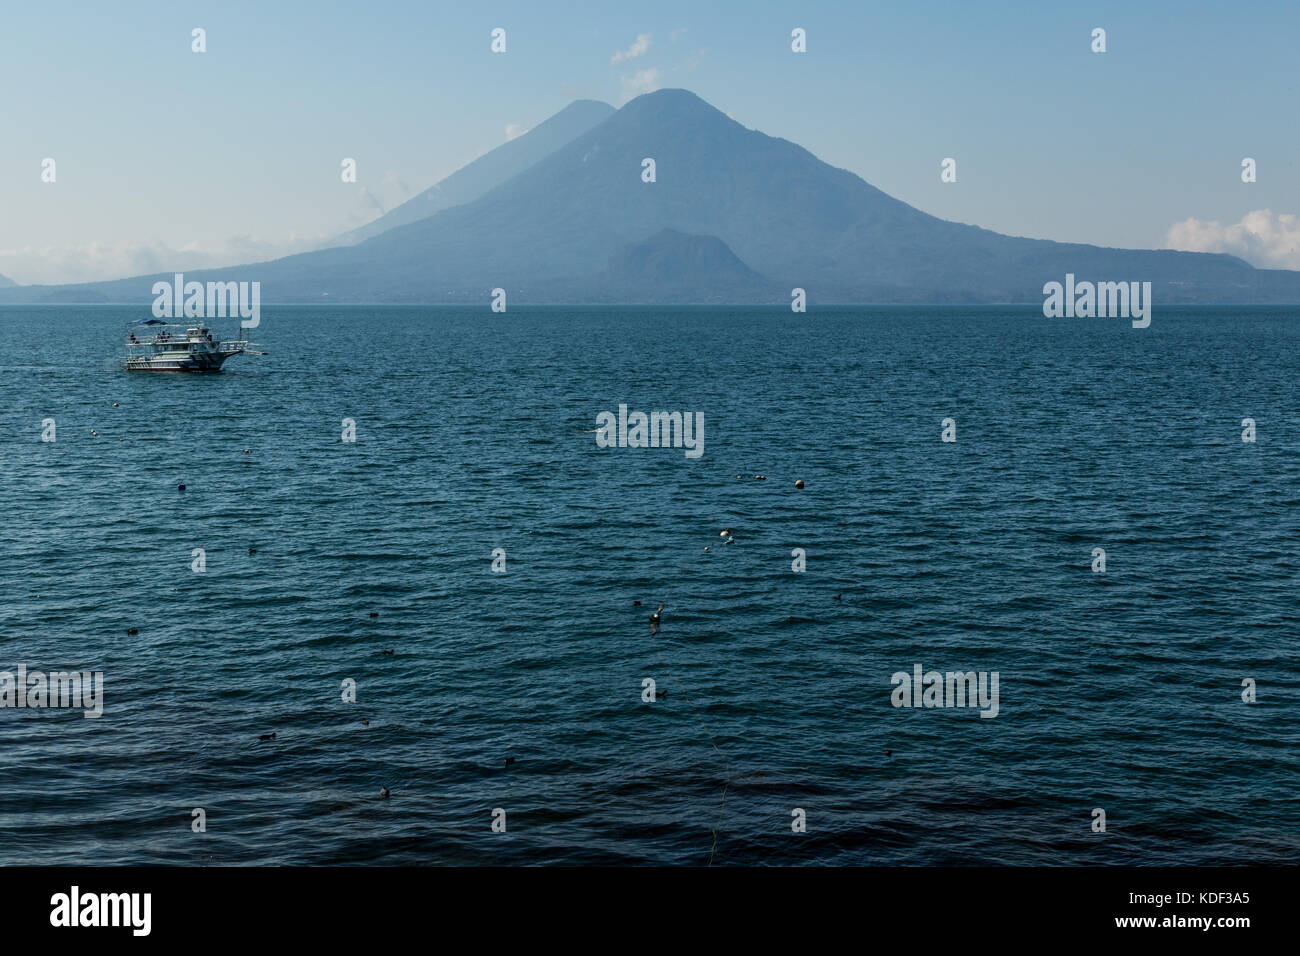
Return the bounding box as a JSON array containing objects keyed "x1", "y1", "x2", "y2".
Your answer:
[{"x1": 1, "y1": 301, "x2": 1298, "y2": 310}]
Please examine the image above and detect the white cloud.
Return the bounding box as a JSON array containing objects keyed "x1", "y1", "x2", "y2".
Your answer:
[
  {"x1": 619, "y1": 67, "x2": 662, "y2": 103},
  {"x1": 611, "y1": 33, "x2": 652, "y2": 65},
  {"x1": 504, "y1": 123, "x2": 528, "y2": 141},
  {"x1": 670, "y1": 27, "x2": 688, "y2": 44},
  {"x1": 0, "y1": 234, "x2": 332, "y2": 286},
  {"x1": 1164, "y1": 209, "x2": 1300, "y2": 270}
]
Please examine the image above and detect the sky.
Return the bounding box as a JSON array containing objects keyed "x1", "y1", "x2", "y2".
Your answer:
[{"x1": 2, "y1": 0, "x2": 1298, "y2": 285}]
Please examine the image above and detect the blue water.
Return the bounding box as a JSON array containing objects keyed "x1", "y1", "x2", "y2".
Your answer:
[{"x1": 1, "y1": 305, "x2": 1297, "y2": 866}]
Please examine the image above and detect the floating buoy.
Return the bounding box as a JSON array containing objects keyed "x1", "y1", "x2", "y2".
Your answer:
[
  {"x1": 720, "y1": 529, "x2": 732, "y2": 537},
  {"x1": 90, "y1": 430, "x2": 98, "y2": 436},
  {"x1": 126, "y1": 628, "x2": 139, "y2": 636},
  {"x1": 177, "y1": 484, "x2": 186, "y2": 492},
  {"x1": 795, "y1": 479, "x2": 805, "y2": 489},
  {"x1": 112, "y1": 402, "x2": 119, "y2": 407},
  {"x1": 755, "y1": 475, "x2": 766, "y2": 481},
  {"x1": 243, "y1": 449, "x2": 251, "y2": 454}
]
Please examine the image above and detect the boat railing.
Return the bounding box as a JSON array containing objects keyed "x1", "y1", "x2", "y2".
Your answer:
[
  {"x1": 126, "y1": 335, "x2": 211, "y2": 348},
  {"x1": 125, "y1": 322, "x2": 236, "y2": 344},
  {"x1": 123, "y1": 321, "x2": 258, "y2": 356}
]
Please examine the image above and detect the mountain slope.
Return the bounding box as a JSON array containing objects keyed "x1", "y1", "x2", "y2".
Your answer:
[
  {"x1": 335, "y1": 99, "x2": 615, "y2": 245},
  {"x1": 244, "y1": 88, "x2": 1294, "y2": 303},
  {"x1": 0, "y1": 274, "x2": 15, "y2": 288},
  {"x1": 2, "y1": 88, "x2": 1298, "y2": 304}
]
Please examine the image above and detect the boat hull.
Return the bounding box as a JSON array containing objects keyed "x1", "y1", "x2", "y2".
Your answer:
[
  {"x1": 123, "y1": 352, "x2": 235, "y2": 372},
  {"x1": 123, "y1": 365, "x2": 227, "y2": 373}
]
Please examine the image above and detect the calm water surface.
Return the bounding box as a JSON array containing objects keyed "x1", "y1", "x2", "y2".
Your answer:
[{"x1": 0, "y1": 305, "x2": 1296, "y2": 865}]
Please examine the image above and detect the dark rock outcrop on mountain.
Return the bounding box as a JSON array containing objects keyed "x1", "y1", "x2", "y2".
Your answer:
[{"x1": 578, "y1": 228, "x2": 778, "y2": 302}]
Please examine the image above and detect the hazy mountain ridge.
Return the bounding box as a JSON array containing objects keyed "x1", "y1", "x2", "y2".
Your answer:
[
  {"x1": 2, "y1": 88, "x2": 1296, "y2": 305},
  {"x1": 334, "y1": 99, "x2": 615, "y2": 247}
]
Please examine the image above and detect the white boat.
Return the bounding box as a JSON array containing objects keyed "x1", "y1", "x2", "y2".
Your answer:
[{"x1": 123, "y1": 320, "x2": 264, "y2": 372}]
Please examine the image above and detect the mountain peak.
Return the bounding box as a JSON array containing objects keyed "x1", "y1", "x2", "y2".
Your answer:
[
  {"x1": 548, "y1": 99, "x2": 617, "y2": 124},
  {"x1": 628, "y1": 87, "x2": 707, "y2": 104},
  {"x1": 619, "y1": 88, "x2": 726, "y2": 119}
]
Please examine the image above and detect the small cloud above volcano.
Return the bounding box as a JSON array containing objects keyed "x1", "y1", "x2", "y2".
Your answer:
[{"x1": 611, "y1": 33, "x2": 652, "y2": 65}]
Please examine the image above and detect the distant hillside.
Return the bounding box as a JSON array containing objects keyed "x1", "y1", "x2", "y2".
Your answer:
[
  {"x1": 580, "y1": 228, "x2": 779, "y2": 302},
  {"x1": 0, "y1": 274, "x2": 16, "y2": 288},
  {"x1": 3, "y1": 88, "x2": 1299, "y2": 305},
  {"x1": 334, "y1": 99, "x2": 615, "y2": 246}
]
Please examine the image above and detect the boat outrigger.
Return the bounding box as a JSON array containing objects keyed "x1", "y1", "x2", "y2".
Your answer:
[{"x1": 123, "y1": 318, "x2": 265, "y2": 372}]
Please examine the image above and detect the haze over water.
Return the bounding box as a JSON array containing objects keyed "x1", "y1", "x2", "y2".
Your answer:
[{"x1": 1, "y1": 305, "x2": 1296, "y2": 865}]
